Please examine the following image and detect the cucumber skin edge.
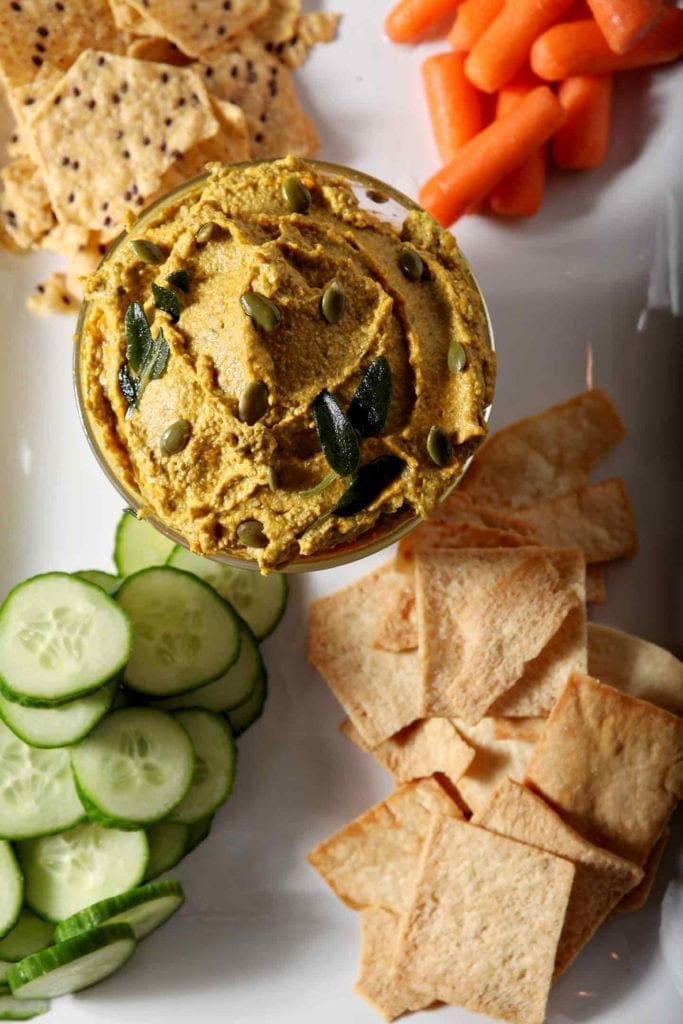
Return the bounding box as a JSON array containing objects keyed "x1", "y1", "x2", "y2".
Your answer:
[{"x1": 0, "y1": 846, "x2": 23, "y2": 943}]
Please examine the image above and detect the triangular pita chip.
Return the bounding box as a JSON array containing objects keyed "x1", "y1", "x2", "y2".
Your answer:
[
  {"x1": 451, "y1": 715, "x2": 538, "y2": 813},
  {"x1": 588, "y1": 622, "x2": 683, "y2": 716}
]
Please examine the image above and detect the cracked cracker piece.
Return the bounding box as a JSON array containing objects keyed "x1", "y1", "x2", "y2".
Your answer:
[{"x1": 125, "y1": 0, "x2": 270, "y2": 58}]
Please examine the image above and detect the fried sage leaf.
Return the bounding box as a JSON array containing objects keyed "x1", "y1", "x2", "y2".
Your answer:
[
  {"x1": 332, "y1": 455, "x2": 405, "y2": 517},
  {"x1": 140, "y1": 328, "x2": 171, "y2": 388},
  {"x1": 347, "y1": 356, "x2": 392, "y2": 438},
  {"x1": 313, "y1": 390, "x2": 360, "y2": 478},
  {"x1": 124, "y1": 301, "x2": 153, "y2": 373},
  {"x1": 118, "y1": 363, "x2": 138, "y2": 407},
  {"x1": 152, "y1": 282, "x2": 181, "y2": 323},
  {"x1": 166, "y1": 269, "x2": 190, "y2": 293}
]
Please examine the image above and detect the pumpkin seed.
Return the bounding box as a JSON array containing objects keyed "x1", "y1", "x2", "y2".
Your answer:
[
  {"x1": 282, "y1": 174, "x2": 311, "y2": 214},
  {"x1": 130, "y1": 238, "x2": 165, "y2": 264},
  {"x1": 366, "y1": 189, "x2": 389, "y2": 204},
  {"x1": 313, "y1": 390, "x2": 360, "y2": 478},
  {"x1": 299, "y1": 471, "x2": 337, "y2": 498},
  {"x1": 320, "y1": 280, "x2": 345, "y2": 324},
  {"x1": 333, "y1": 455, "x2": 406, "y2": 517},
  {"x1": 237, "y1": 520, "x2": 268, "y2": 549},
  {"x1": 152, "y1": 282, "x2": 181, "y2": 323},
  {"x1": 448, "y1": 340, "x2": 467, "y2": 373},
  {"x1": 238, "y1": 380, "x2": 269, "y2": 425},
  {"x1": 267, "y1": 466, "x2": 278, "y2": 491},
  {"x1": 398, "y1": 246, "x2": 425, "y2": 282},
  {"x1": 195, "y1": 222, "x2": 216, "y2": 245},
  {"x1": 160, "y1": 419, "x2": 192, "y2": 455},
  {"x1": 124, "y1": 301, "x2": 152, "y2": 373},
  {"x1": 240, "y1": 291, "x2": 282, "y2": 333},
  {"x1": 427, "y1": 425, "x2": 453, "y2": 467},
  {"x1": 166, "y1": 269, "x2": 190, "y2": 293},
  {"x1": 347, "y1": 356, "x2": 392, "y2": 438}
]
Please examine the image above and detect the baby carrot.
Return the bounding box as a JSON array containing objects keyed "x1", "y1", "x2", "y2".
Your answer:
[
  {"x1": 420, "y1": 85, "x2": 565, "y2": 226},
  {"x1": 553, "y1": 75, "x2": 613, "y2": 168},
  {"x1": 587, "y1": 0, "x2": 664, "y2": 55},
  {"x1": 448, "y1": 0, "x2": 504, "y2": 52},
  {"x1": 464, "y1": 0, "x2": 576, "y2": 93},
  {"x1": 531, "y1": 9, "x2": 683, "y2": 78},
  {"x1": 489, "y1": 74, "x2": 547, "y2": 217},
  {"x1": 422, "y1": 52, "x2": 486, "y2": 162},
  {"x1": 385, "y1": 0, "x2": 462, "y2": 43}
]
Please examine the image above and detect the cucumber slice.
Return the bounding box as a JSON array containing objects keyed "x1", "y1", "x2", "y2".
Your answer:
[
  {"x1": 55, "y1": 880, "x2": 184, "y2": 943},
  {"x1": 153, "y1": 624, "x2": 261, "y2": 713},
  {"x1": 184, "y1": 815, "x2": 214, "y2": 855},
  {"x1": 0, "y1": 844, "x2": 22, "y2": 941},
  {"x1": 114, "y1": 511, "x2": 175, "y2": 577},
  {"x1": 166, "y1": 546, "x2": 288, "y2": 639},
  {"x1": 71, "y1": 708, "x2": 194, "y2": 829},
  {"x1": 0, "y1": 994, "x2": 49, "y2": 1020},
  {"x1": 168, "y1": 711, "x2": 236, "y2": 824},
  {"x1": 0, "y1": 719, "x2": 83, "y2": 841},
  {"x1": 17, "y1": 822, "x2": 148, "y2": 922},
  {"x1": 144, "y1": 822, "x2": 189, "y2": 881},
  {"x1": 7, "y1": 923, "x2": 135, "y2": 999},
  {"x1": 0, "y1": 574, "x2": 131, "y2": 707},
  {"x1": 116, "y1": 568, "x2": 240, "y2": 697},
  {"x1": 227, "y1": 663, "x2": 268, "y2": 737},
  {"x1": 0, "y1": 680, "x2": 117, "y2": 748},
  {"x1": 0, "y1": 913, "x2": 53, "y2": 963},
  {"x1": 75, "y1": 571, "x2": 120, "y2": 595}
]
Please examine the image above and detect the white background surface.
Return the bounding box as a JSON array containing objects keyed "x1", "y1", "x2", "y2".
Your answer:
[{"x1": 0, "y1": 1, "x2": 682, "y2": 1021}]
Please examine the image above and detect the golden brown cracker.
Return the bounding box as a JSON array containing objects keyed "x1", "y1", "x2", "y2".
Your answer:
[
  {"x1": 588, "y1": 623, "x2": 683, "y2": 717},
  {"x1": 355, "y1": 907, "x2": 432, "y2": 1021},
  {"x1": 341, "y1": 718, "x2": 475, "y2": 789},
  {"x1": 452, "y1": 715, "x2": 538, "y2": 813},
  {"x1": 125, "y1": 0, "x2": 270, "y2": 58}
]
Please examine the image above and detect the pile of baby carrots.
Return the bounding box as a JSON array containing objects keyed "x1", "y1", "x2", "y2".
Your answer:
[{"x1": 385, "y1": 0, "x2": 683, "y2": 225}]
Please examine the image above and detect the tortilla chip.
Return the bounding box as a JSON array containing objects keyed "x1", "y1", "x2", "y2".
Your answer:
[
  {"x1": 393, "y1": 816, "x2": 575, "y2": 1024},
  {"x1": 525, "y1": 672, "x2": 683, "y2": 865},
  {"x1": 586, "y1": 563, "x2": 607, "y2": 603},
  {"x1": 355, "y1": 907, "x2": 432, "y2": 1021},
  {"x1": 307, "y1": 778, "x2": 463, "y2": 913},
  {"x1": 341, "y1": 718, "x2": 475, "y2": 789},
  {"x1": 473, "y1": 779, "x2": 642, "y2": 975},
  {"x1": 308, "y1": 564, "x2": 425, "y2": 748},
  {"x1": 26, "y1": 273, "x2": 78, "y2": 315},
  {"x1": 587, "y1": 623, "x2": 683, "y2": 717},
  {"x1": 617, "y1": 829, "x2": 668, "y2": 913},
  {"x1": 30, "y1": 51, "x2": 218, "y2": 234},
  {"x1": 451, "y1": 715, "x2": 538, "y2": 813},
  {"x1": 514, "y1": 478, "x2": 637, "y2": 564},
  {"x1": 459, "y1": 390, "x2": 626, "y2": 510},
  {"x1": 491, "y1": 717, "x2": 546, "y2": 742},
  {"x1": 126, "y1": 0, "x2": 270, "y2": 58},
  {"x1": 416, "y1": 547, "x2": 579, "y2": 722},
  {"x1": 125, "y1": 37, "x2": 194, "y2": 66}
]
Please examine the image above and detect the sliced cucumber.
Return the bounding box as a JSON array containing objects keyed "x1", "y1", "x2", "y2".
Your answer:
[
  {"x1": 227, "y1": 663, "x2": 268, "y2": 737},
  {"x1": 168, "y1": 710, "x2": 237, "y2": 825},
  {"x1": 0, "y1": 680, "x2": 117, "y2": 748},
  {"x1": 166, "y1": 546, "x2": 288, "y2": 639},
  {"x1": 0, "y1": 844, "x2": 22, "y2": 941},
  {"x1": 0, "y1": 963, "x2": 9, "y2": 984},
  {"x1": 184, "y1": 815, "x2": 214, "y2": 855},
  {"x1": 7, "y1": 923, "x2": 135, "y2": 999},
  {"x1": 153, "y1": 624, "x2": 261, "y2": 713},
  {"x1": 75, "y1": 571, "x2": 120, "y2": 595},
  {"x1": 114, "y1": 511, "x2": 175, "y2": 577},
  {"x1": 0, "y1": 574, "x2": 131, "y2": 707},
  {"x1": 0, "y1": 994, "x2": 49, "y2": 1020},
  {"x1": 17, "y1": 822, "x2": 148, "y2": 922},
  {"x1": 116, "y1": 568, "x2": 240, "y2": 697},
  {"x1": 0, "y1": 913, "x2": 53, "y2": 963},
  {"x1": 71, "y1": 708, "x2": 194, "y2": 830},
  {"x1": 144, "y1": 822, "x2": 189, "y2": 881},
  {"x1": 55, "y1": 879, "x2": 184, "y2": 943},
  {"x1": 0, "y1": 719, "x2": 83, "y2": 841}
]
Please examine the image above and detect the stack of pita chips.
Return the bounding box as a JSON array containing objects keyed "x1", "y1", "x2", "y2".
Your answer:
[
  {"x1": 0, "y1": 0, "x2": 339, "y2": 312},
  {"x1": 307, "y1": 388, "x2": 683, "y2": 1024}
]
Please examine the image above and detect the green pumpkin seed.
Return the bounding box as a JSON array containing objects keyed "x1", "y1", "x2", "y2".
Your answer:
[
  {"x1": 152, "y1": 282, "x2": 181, "y2": 323},
  {"x1": 237, "y1": 520, "x2": 268, "y2": 549},
  {"x1": 166, "y1": 269, "x2": 190, "y2": 293},
  {"x1": 267, "y1": 466, "x2": 278, "y2": 491},
  {"x1": 427, "y1": 425, "x2": 453, "y2": 467},
  {"x1": 398, "y1": 246, "x2": 425, "y2": 282},
  {"x1": 195, "y1": 222, "x2": 216, "y2": 245},
  {"x1": 448, "y1": 340, "x2": 467, "y2": 373},
  {"x1": 160, "y1": 419, "x2": 192, "y2": 455},
  {"x1": 321, "y1": 280, "x2": 345, "y2": 324},
  {"x1": 347, "y1": 356, "x2": 392, "y2": 438},
  {"x1": 130, "y1": 238, "x2": 165, "y2": 264},
  {"x1": 333, "y1": 455, "x2": 406, "y2": 517},
  {"x1": 313, "y1": 390, "x2": 360, "y2": 478},
  {"x1": 238, "y1": 380, "x2": 269, "y2": 425},
  {"x1": 282, "y1": 174, "x2": 311, "y2": 214},
  {"x1": 366, "y1": 189, "x2": 389, "y2": 204},
  {"x1": 299, "y1": 471, "x2": 337, "y2": 498},
  {"x1": 240, "y1": 291, "x2": 282, "y2": 333}
]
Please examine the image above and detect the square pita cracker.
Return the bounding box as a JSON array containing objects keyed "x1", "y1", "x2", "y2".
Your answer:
[
  {"x1": 0, "y1": 155, "x2": 55, "y2": 248},
  {"x1": 586, "y1": 563, "x2": 607, "y2": 603},
  {"x1": 459, "y1": 390, "x2": 626, "y2": 510},
  {"x1": 372, "y1": 571, "x2": 418, "y2": 653},
  {"x1": 491, "y1": 717, "x2": 546, "y2": 742},
  {"x1": 588, "y1": 623, "x2": 683, "y2": 717},
  {"x1": 514, "y1": 478, "x2": 637, "y2": 564},
  {"x1": 307, "y1": 778, "x2": 463, "y2": 914},
  {"x1": 355, "y1": 907, "x2": 432, "y2": 1021},
  {"x1": 308, "y1": 564, "x2": 425, "y2": 748},
  {"x1": 340, "y1": 717, "x2": 475, "y2": 789},
  {"x1": 393, "y1": 816, "x2": 575, "y2": 1024},
  {"x1": 525, "y1": 672, "x2": 683, "y2": 864},
  {"x1": 617, "y1": 828, "x2": 668, "y2": 913},
  {"x1": 451, "y1": 715, "x2": 538, "y2": 813},
  {"x1": 473, "y1": 779, "x2": 642, "y2": 975},
  {"x1": 156, "y1": 98, "x2": 250, "y2": 193},
  {"x1": 125, "y1": 0, "x2": 270, "y2": 58}
]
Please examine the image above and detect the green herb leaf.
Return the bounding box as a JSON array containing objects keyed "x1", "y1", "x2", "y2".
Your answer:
[
  {"x1": 118, "y1": 363, "x2": 138, "y2": 407},
  {"x1": 124, "y1": 301, "x2": 153, "y2": 373},
  {"x1": 347, "y1": 356, "x2": 392, "y2": 438},
  {"x1": 152, "y1": 282, "x2": 181, "y2": 323},
  {"x1": 332, "y1": 455, "x2": 405, "y2": 517},
  {"x1": 166, "y1": 269, "x2": 190, "y2": 293},
  {"x1": 313, "y1": 390, "x2": 360, "y2": 478}
]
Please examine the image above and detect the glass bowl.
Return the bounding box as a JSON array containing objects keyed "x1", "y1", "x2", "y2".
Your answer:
[{"x1": 73, "y1": 159, "x2": 494, "y2": 574}]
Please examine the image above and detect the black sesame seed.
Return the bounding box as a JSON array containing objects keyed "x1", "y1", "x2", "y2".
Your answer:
[
  {"x1": 9, "y1": 133, "x2": 18, "y2": 144},
  {"x1": 223, "y1": 0, "x2": 232, "y2": 8},
  {"x1": 135, "y1": 196, "x2": 144, "y2": 207},
  {"x1": 115, "y1": 129, "x2": 123, "y2": 139},
  {"x1": 35, "y1": 42, "x2": 46, "y2": 53},
  {"x1": 265, "y1": 41, "x2": 274, "y2": 52},
  {"x1": 67, "y1": 192, "x2": 75, "y2": 203},
  {"x1": 123, "y1": 190, "x2": 132, "y2": 200},
  {"x1": 53, "y1": 94, "x2": 61, "y2": 105},
  {"x1": 55, "y1": 1, "x2": 64, "y2": 9},
  {"x1": 160, "y1": 141, "x2": 167, "y2": 153},
  {"x1": 31, "y1": 56, "x2": 43, "y2": 67},
  {"x1": 255, "y1": 132, "x2": 264, "y2": 144},
  {"x1": 259, "y1": 113, "x2": 267, "y2": 123},
  {"x1": 97, "y1": 56, "x2": 106, "y2": 66},
  {"x1": 161, "y1": 72, "x2": 169, "y2": 83},
  {"x1": 72, "y1": 86, "x2": 80, "y2": 96},
  {"x1": 37, "y1": 284, "x2": 45, "y2": 293},
  {"x1": 61, "y1": 294, "x2": 71, "y2": 305},
  {"x1": 61, "y1": 156, "x2": 69, "y2": 167},
  {"x1": 37, "y1": 25, "x2": 49, "y2": 36},
  {"x1": 102, "y1": 201, "x2": 109, "y2": 210},
  {"x1": 87, "y1": 99, "x2": 96, "y2": 109},
  {"x1": 171, "y1": 149, "x2": 182, "y2": 159},
  {"x1": 122, "y1": 149, "x2": 130, "y2": 159},
  {"x1": 73, "y1": 160, "x2": 79, "y2": 170},
  {"x1": 111, "y1": 93, "x2": 120, "y2": 104},
  {"x1": 204, "y1": 66, "x2": 214, "y2": 78},
  {"x1": 230, "y1": 66, "x2": 238, "y2": 78},
  {"x1": 176, "y1": 97, "x2": 186, "y2": 108},
  {"x1": 98, "y1": 243, "x2": 107, "y2": 254},
  {"x1": 10, "y1": 2, "x2": 21, "y2": 11},
  {"x1": 164, "y1": 116, "x2": 172, "y2": 126},
  {"x1": 121, "y1": 81, "x2": 129, "y2": 93},
  {"x1": 24, "y1": 97, "x2": 35, "y2": 105},
  {"x1": 217, "y1": 24, "x2": 226, "y2": 35},
  {"x1": 103, "y1": 215, "x2": 112, "y2": 226},
  {"x1": 131, "y1": 183, "x2": 139, "y2": 195},
  {"x1": 142, "y1": 135, "x2": 151, "y2": 145}
]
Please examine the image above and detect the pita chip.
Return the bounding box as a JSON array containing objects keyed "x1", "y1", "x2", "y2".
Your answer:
[
  {"x1": 340, "y1": 717, "x2": 474, "y2": 789},
  {"x1": 588, "y1": 623, "x2": 683, "y2": 717},
  {"x1": 617, "y1": 829, "x2": 668, "y2": 913},
  {"x1": 355, "y1": 907, "x2": 432, "y2": 1021},
  {"x1": 451, "y1": 715, "x2": 538, "y2": 813},
  {"x1": 491, "y1": 717, "x2": 546, "y2": 742},
  {"x1": 586, "y1": 563, "x2": 607, "y2": 603}
]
